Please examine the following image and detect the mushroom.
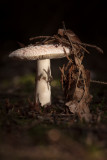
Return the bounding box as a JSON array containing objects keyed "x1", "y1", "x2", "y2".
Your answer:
[{"x1": 9, "y1": 44, "x2": 70, "y2": 107}]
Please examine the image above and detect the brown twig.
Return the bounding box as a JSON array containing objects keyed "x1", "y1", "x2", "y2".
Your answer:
[
  {"x1": 29, "y1": 36, "x2": 51, "y2": 41},
  {"x1": 90, "y1": 80, "x2": 107, "y2": 85}
]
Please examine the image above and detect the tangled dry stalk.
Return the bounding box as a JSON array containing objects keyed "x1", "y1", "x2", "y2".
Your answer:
[{"x1": 29, "y1": 24, "x2": 103, "y2": 121}]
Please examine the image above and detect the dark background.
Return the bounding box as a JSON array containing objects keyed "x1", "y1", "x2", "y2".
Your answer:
[{"x1": 0, "y1": 0, "x2": 107, "y2": 82}]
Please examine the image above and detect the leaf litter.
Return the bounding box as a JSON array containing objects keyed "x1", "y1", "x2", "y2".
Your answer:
[{"x1": 29, "y1": 23, "x2": 103, "y2": 122}]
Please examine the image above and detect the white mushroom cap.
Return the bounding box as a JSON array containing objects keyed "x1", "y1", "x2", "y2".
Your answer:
[{"x1": 9, "y1": 44, "x2": 70, "y2": 60}]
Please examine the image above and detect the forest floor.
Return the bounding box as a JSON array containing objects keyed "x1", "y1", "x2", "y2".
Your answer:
[
  {"x1": 0, "y1": 50, "x2": 107, "y2": 160},
  {"x1": 0, "y1": 74, "x2": 107, "y2": 160}
]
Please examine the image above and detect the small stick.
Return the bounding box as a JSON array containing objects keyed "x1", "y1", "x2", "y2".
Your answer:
[
  {"x1": 90, "y1": 80, "x2": 107, "y2": 85},
  {"x1": 29, "y1": 36, "x2": 51, "y2": 41},
  {"x1": 71, "y1": 41, "x2": 103, "y2": 54}
]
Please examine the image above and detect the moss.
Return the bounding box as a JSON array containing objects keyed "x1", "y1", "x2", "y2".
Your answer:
[
  {"x1": 19, "y1": 74, "x2": 34, "y2": 84},
  {"x1": 51, "y1": 79, "x2": 61, "y2": 87}
]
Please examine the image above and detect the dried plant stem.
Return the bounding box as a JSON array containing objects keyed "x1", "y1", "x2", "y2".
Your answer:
[
  {"x1": 90, "y1": 80, "x2": 107, "y2": 85},
  {"x1": 29, "y1": 36, "x2": 51, "y2": 41}
]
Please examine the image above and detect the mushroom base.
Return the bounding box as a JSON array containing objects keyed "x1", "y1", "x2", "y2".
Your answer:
[{"x1": 35, "y1": 59, "x2": 52, "y2": 107}]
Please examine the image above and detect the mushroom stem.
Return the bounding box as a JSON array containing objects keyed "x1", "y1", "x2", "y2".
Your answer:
[{"x1": 35, "y1": 59, "x2": 51, "y2": 107}]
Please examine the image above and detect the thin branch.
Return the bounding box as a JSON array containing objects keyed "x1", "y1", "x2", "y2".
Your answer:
[
  {"x1": 90, "y1": 80, "x2": 107, "y2": 85},
  {"x1": 71, "y1": 41, "x2": 103, "y2": 54},
  {"x1": 29, "y1": 36, "x2": 51, "y2": 41}
]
